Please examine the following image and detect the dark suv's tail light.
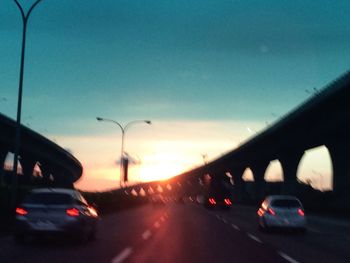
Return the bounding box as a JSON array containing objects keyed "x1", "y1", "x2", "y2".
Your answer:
[
  {"x1": 208, "y1": 198, "x2": 216, "y2": 205},
  {"x1": 224, "y1": 198, "x2": 232, "y2": 205},
  {"x1": 298, "y1": 208, "x2": 305, "y2": 216},
  {"x1": 16, "y1": 207, "x2": 28, "y2": 216},
  {"x1": 66, "y1": 208, "x2": 80, "y2": 217}
]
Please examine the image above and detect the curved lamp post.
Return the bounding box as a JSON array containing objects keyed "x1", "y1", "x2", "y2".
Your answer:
[
  {"x1": 96, "y1": 117, "x2": 151, "y2": 187},
  {"x1": 11, "y1": 0, "x2": 44, "y2": 211}
]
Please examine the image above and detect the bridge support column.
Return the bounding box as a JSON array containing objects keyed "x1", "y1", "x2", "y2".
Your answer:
[
  {"x1": 229, "y1": 167, "x2": 246, "y2": 202},
  {"x1": 20, "y1": 157, "x2": 36, "y2": 184},
  {"x1": 280, "y1": 152, "x2": 304, "y2": 195},
  {"x1": 40, "y1": 163, "x2": 53, "y2": 184},
  {"x1": 327, "y1": 141, "x2": 350, "y2": 196},
  {"x1": 250, "y1": 161, "x2": 269, "y2": 203},
  {"x1": 0, "y1": 150, "x2": 8, "y2": 185},
  {"x1": 53, "y1": 168, "x2": 74, "y2": 188}
]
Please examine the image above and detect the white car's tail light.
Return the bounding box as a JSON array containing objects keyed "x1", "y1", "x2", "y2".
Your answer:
[
  {"x1": 16, "y1": 207, "x2": 28, "y2": 216},
  {"x1": 298, "y1": 208, "x2": 305, "y2": 216}
]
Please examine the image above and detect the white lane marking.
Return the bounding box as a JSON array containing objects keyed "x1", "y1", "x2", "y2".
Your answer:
[
  {"x1": 216, "y1": 214, "x2": 221, "y2": 219},
  {"x1": 142, "y1": 230, "x2": 152, "y2": 240},
  {"x1": 222, "y1": 219, "x2": 228, "y2": 224},
  {"x1": 278, "y1": 252, "x2": 300, "y2": 263},
  {"x1": 247, "y1": 233, "x2": 263, "y2": 244},
  {"x1": 154, "y1": 221, "x2": 160, "y2": 228},
  {"x1": 111, "y1": 247, "x2": 133, "y2": 263},
  {"x1": 231, "y1": 223, "x2": 240, "y2": 230},
  {"x1": 308, "y1": 227, "x2": 320, "y2": 233},
  {"x1": 160, "y1": 216, "x2": 165, "y2": 222}
]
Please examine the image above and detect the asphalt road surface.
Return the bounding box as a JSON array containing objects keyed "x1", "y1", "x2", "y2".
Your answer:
[{"x1": 1, "y1": 203, "x2": 350, "y2": 263}]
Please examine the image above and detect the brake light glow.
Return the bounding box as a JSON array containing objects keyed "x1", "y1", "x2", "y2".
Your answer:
[
  {"x1": 268, "y1": 208, "x2": 276, "y2": 216},
  {"x1": 66, "y1": 208, "x2": 80, "y2": 217},
  {"x1": 208, "y1": 198, "x2": 216, "y2": 205},
  {"x1": 16, "y1": 207, "x2": 28, "y2": 216},
  {"x1": 298, "y1": 208, "x2": 305, "y2": 217},
  {"x1": 224, "y1": 198, "x2": 232, "y2": 205},
  {"x1": 257, "y1": 208, "x2": 264, "y2": 217}
]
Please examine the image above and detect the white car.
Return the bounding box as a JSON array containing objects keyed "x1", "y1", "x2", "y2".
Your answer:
[{"x1": 257, "y1": 195, "x2": 306, "y2": 232}]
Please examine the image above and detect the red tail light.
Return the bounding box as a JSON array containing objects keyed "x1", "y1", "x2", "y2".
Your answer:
[
  {"x1": 224, "y1": 198, "x2": 232, "y2": 205},
  {"x1": 298, "y1": 208, "x2": 305, "y2": 217},
  {"x1": 16, "y1": 207, "x2": 28, "y2": 216},
  {"x1": 208, "y1": 198, "x2": 216, "y2": 205},
  {"x1": 66, "y1": 208, "x2": 80, "y2": 217},
  {"x1": 268, "y1": 208, "x2": 276, "y2": 216},
  {"x1": 257, "y1": 208, "x2": 264, "y2": 217}
]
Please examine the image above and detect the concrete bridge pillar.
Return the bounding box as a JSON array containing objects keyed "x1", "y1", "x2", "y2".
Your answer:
[
  {"x1": 327, "y1": 141, "x2": 350, "y2": 196},
  {"x1": 40, "y1": 163, "x2": 54, "y2": 184},
  {"x1": 54, "y1": 168, "x2": 74, "y2": 188},
  {"x1": 20, "y1": 157, "x2": 36, "y2": 184},
  {"x1": 0, "y1": 150, "x2": 8, "y2": 185},
  {"x1": 279, "y1": 152, "x2": 304, "y2": 195},
  {"x1": 229, "y1": 167, "x2": 246, "y2": 202},
  {"x1": 250, "y1": 161, "x2": 269, "y2": 203}
]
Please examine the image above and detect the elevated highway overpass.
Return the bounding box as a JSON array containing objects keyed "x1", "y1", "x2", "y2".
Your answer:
[
  {"x1": 171, "y1": 70, "x2": 350, "y2": 200},
  {"x1": 0, "y1": 113, "x2": 82, "y2": 187}
]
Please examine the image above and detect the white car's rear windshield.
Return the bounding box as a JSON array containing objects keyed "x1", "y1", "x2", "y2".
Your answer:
[
  {"x1": 25, "y1": 193, "x2": 73, "y2": 205},
  {"x1": 271, "y1": 199, "x2": 301, "y2": 208}
]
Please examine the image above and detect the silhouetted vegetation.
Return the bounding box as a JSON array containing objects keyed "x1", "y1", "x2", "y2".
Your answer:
[{"x1": 80, "y1": 189, "x2": 148, "y2": 215}]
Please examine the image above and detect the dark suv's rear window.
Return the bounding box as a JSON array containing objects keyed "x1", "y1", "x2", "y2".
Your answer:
[
  {"x1": 25, "y1": 193, "x2": 73, "y2": 205},
  {"x1": 271, "y1": 199, "x2": 301, "y2": 208}
]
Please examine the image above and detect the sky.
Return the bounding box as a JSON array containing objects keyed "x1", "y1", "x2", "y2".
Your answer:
[{"x1": 1, "y1": 0, "x2": 350, "y2": 191}]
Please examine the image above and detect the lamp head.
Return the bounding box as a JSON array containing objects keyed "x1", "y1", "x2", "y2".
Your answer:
[
  {"x1": 145, "y1": 120, "x2": 152, "y2": 125},
  {"x1": 96, "y1": 117, "x2": 103, "y2": 121}
]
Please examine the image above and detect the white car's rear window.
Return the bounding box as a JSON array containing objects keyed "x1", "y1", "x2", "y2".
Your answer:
[{"x1": 271, "y1": 199, "x2": 301, "y2": 208}]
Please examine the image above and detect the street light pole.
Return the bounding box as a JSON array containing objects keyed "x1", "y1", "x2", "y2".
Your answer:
[
  {"x1": 96, "y1": 117, "x2": 151, "y2": 187},
  {"x1": 11, "y1": 0, "x2": 44, "y2": 211}
]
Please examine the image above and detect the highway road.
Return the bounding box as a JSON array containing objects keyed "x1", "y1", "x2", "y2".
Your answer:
[{"x1": 1, "y1": 203, "x2": 350, "y2": 263}]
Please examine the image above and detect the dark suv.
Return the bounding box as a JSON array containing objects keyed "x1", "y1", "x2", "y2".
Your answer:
[{"x1": 15, "y1": 188, "x2": 99, "y2": 243}]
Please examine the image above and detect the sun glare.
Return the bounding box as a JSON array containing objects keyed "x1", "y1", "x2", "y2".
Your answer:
[{"x1": 138, "y1": 163, "x2": 184, "y2": 182}]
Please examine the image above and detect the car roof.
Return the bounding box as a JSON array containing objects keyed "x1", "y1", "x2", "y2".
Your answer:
[
  {"x1": 266, "y1": 195, "x2": 301, "y2": 201},
  {"x1": 29, "y1": 188, "x2": 79, "y2": 196}
]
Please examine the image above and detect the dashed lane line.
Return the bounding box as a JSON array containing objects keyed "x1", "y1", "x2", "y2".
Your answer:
[
  {"x1": 111, "y1": 247, "x2": 133, "y2": 263},
  {"x1": 308, "y1": 227, "x2": 321, "y2": 233},
  {"x1": 142, "y1": 230, "x2": 152, "y2": 240},
  {"x1": 154, "y1": 221, "x2": 160, "y2": 228},
  {"x1": 231, "y1": 223, "x2": 240, "y2": 231},
  {"x1": 278, "y1": 252, "x2": 300, "y2": 263},
  {"x1": 222, "y1": 218, "x2": 228, "y2": 224},
  {"x1": 160, "y1": 216, "x2": 165, "y2": 222},
  {"x1": 247, "y1": 233, "x2": 263, "y2": 244}
]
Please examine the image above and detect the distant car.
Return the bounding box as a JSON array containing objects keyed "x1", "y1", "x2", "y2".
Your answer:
[
  {"x1": 257, "y1": 195, "x2": 306, "y2": 232},
  {"x1": 14, "y1": 188, "x2": 99, "y2": 243},
  {"x1": 205, "y1": 196, "x2": 232, "y2": 210}
]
